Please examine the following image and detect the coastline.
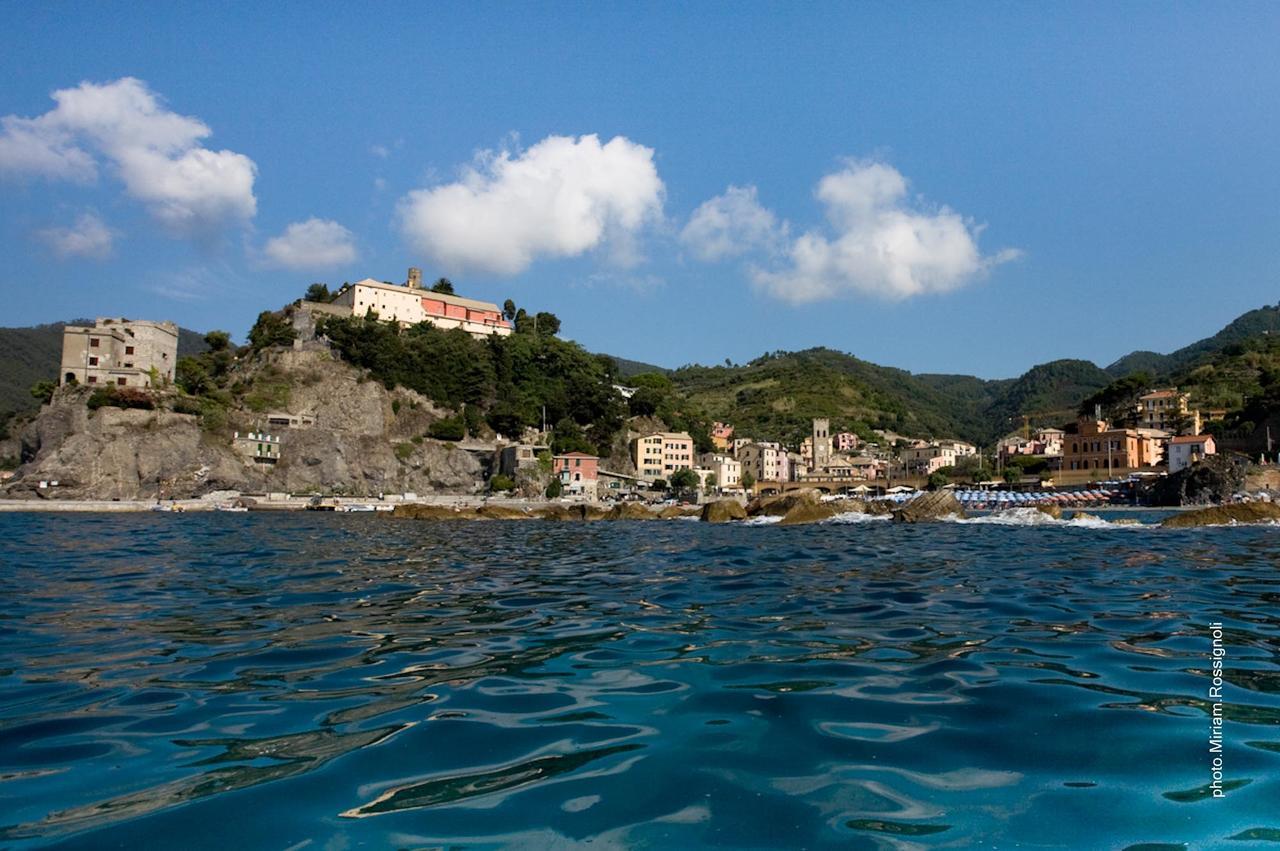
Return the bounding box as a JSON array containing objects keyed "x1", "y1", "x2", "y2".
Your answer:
[{"x1": 0, "y1": 497, "x2": 1202, "y2": 514}]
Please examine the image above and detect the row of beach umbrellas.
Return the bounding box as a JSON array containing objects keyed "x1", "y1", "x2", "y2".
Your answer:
[{"x1": 868, "y1": 489, "x2": 1118, "y2": 506}]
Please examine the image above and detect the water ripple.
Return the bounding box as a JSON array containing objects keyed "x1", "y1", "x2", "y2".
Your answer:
[{"x1": 0, "y1": 512, "x2": 1277, "y2": 848}]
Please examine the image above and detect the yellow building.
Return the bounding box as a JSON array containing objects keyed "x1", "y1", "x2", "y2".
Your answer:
[
  {"x1": 1137, "y1": 389, "x2": 1200, "y2": 435},
  {"x1": 632, "y1": 432, "x2": 695, "y2": 481}
]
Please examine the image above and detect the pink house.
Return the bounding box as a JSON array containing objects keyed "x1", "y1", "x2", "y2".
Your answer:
[{"x1": 555, "y1": 452, "x2": 599, "y2": 494}]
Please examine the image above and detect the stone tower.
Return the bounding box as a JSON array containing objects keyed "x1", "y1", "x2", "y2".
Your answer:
[
  {"x1": 812, "y1": 417, "x2": 831, "y2": 472},
  {"x1": 407, "y1": 267, "x2": 422, "y2": 289}
]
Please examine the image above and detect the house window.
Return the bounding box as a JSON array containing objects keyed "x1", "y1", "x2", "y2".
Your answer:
[
  {"x1": 90, "y1": 338, "x2": 100, "y2": 348},
  {"x1": 117, "y1": 377, "x2": 127, "y2": 386},
  {"x1": 88, "y1": 376, "x2": 97, "y2": 384},
  {"x1": 89, "y1": 356, "x2": 99, "y2": 366},
  {"x1": 125, "y1": 346, "x2": 135, "y2": 355}
]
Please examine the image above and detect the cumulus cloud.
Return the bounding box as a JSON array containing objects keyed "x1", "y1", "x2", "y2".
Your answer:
[
  {"x1": 262, "y1": 218, "x2": 358, "y2": 270},
  {"x1": 756, "y1": 162, "x2": 1019, "y2": 302},
  {"x1": 680, "y1": 185, "x2": 784, "y2": 262},
  {"x1": 36, "y1": 212, "x2": 117, "y2": 259},
  {"x1": 0, "y1": 77, "x2": 257, "y2": 234},
  {"x1": 687, "y1": 161, "x2": 1019, "y2": 303},
  {"x1": 398, "y1": 134, "x2": 664, "y2": 276}
]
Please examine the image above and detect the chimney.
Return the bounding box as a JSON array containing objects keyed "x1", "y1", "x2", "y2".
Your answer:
[{"x1": 407, "y1": 267, "x2": 422, "y2": 289}]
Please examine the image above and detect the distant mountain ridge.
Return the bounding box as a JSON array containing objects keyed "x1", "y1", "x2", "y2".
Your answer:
[
  {"x1": 0, "y1": 320, "x2": 207, "y2": 424},
  {"x1": 1106, "y1": 303, "x2": 1280, "y2": 377}
]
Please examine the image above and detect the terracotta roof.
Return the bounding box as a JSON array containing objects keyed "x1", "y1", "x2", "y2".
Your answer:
[
  {"x1": 1169, "y1": 435, "x2": 1213, "y2": 444},
  {"x1": 348, "y1": 278, "x2": 503, "y2": 313},
  {"x1": 554, "y1": 451, "x2": 598, "y2": 459}
]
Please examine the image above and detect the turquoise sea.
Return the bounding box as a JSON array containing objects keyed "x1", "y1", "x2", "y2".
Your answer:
[{"x1": 1, "y1": 511, "x2": 1278, "y2": 849}]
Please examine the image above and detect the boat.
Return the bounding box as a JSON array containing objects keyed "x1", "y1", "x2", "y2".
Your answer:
[{"x1": 214, "y1": 503, "x2": 248, "y2": 512}]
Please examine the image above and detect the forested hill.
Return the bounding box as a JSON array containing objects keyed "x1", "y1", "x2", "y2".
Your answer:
[
  {"x1": 0, "y1": 321, "x2": 206, "y2": 424},
  {"x1": 667, "y1": 350, "x2": 1111, "y2": 448},
  {"x1": 661, "y1": 303, "x2": 1280, "y2": 446},
  {"x1": 1106, "y1": 303, "x2": 1280, "y2": 377}
]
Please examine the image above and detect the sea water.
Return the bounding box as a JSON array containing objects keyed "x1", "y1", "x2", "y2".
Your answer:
[{"x1": 0, "y1": 512, "x2": 1277, "y2": 848}]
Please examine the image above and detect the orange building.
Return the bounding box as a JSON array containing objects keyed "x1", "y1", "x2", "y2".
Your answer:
[
  {"x1": 711, "y1": 422, "x2": 735, "y2": 451},
  {"x1": 1061, "y1": 419, "x2": 1163, "y2": 474}
]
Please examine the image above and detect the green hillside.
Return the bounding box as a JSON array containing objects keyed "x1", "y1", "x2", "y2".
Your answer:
[
  {"x1": 667, "y1": 350, "x2": 1109, "y2": 447},
  {"x1": 0, "y1": 321, "x2": 208, "y2": 425},
  {"x1": 1106, "y1": 303, "x2": 1280, "y2": 377},
  {"x1": 606, "y1": 354, "x2": 670, "y2": 379}
]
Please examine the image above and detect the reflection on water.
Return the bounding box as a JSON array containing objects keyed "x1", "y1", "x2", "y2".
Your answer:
[{"x1": 0, "y1": 513, "x2": 1278, "y2": 848}]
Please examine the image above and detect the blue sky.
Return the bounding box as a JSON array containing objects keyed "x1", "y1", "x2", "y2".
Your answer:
[{"x1": 2, "y1": 3, "x2": 1278, "y2": 378}]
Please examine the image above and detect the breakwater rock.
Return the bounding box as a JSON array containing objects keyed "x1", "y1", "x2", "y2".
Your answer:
[
  {"x1": 893, "y1": 491, "x2": 966, "y2": 523},
  {"x1": 1161, "y1": 501, "x2": 1280, "y2": 527},
  {"x1": 701, "y1": 500, "x2": 747, "y2": 522}
]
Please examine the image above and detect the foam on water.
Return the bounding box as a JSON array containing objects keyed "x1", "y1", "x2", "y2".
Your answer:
[{"x1": 947, "y1": 506, "x2": 1140, "y2": 528}]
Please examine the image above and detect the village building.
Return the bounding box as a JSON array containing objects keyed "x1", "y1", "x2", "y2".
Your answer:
[
  {"x1": 699, "y1": 452, "x2": 742, "y2": 491},
  {"x1": 232, "y1": 431, "x2": 281, "y2": 464},
  {"x1": 1061, "y1": 418, "x2": 1164, "y2": 474},
  {"x1": 59, "y1": 318, "x2": 178, "y2": 388},
  {"x1": 811, "y1": 418, "x2": 832, "y2": 471},
  {"x1": 631, "y1": 432, "x2": 695, "y2": 481},
  {"x1": 498, "y1": 444, "x2": 546, "y2": 477},
  {"x1": 264, "y1": 412, "x2": 317, "y2": 429},
  {"x1": 711, "y1": 422, "x2": 735, "y2": 450},
  {"x1": 834, "y1": 431, "x2": 860, "y2": 452},
  {"x1": 903, "y1": 440, "x2": 978, "y2": 475},
  {"x1": 324, "y1": 268, "x2": 513, "y2": 338},
  {"x1": 1167, "y1": 434, "x2": 1217, "y2": 473},
  {"x1": 738, "y1": 441, "x2": 788, "y2": 483},
  {"x1": 554, "y1": 452, "x2": 599, "y2": 495},
  {"x1": 999, "y1": 427, "x2": 1065, "y2": 462},
  {"x1": 1137, "y1": 389, "x2": 1201, "y2": 435}
]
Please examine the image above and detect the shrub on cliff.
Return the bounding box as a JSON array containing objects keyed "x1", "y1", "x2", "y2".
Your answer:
[
  {"x1": 319, "y1": 314, "x2": 625, "y2": 452},
  {"x1": 248, "y1": 311, "x2": 296, "y2": 351},
  {"x1": 87, "y1": 387, "x2": 154, "y2": 412},
  {"x1": 428, "y1": 416, "x2": 465, "y2": 441}
]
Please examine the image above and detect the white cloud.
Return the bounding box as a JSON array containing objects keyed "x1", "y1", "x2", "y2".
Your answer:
[
  {"x1": 262, "y1": 218, "x2": 358, "y2": 270},
  {"x1": 756, "y1": 162, "x2": 1020, "y2": 302},
  {"x1": 36, "y1": 212, "x2": 117, "y2": 259},
  {"x1": 680, "y1": 185, "x2": 784, "y2": 262},
  {"x1": 0, "y1": 78, "x2": 257, "y2": 234},
  {"x1": 688, "y1": 161, "x2": 1019, "y2": 303},
  {"x1": 397, "y1": 133, "x2": 664, "y2": 276}
]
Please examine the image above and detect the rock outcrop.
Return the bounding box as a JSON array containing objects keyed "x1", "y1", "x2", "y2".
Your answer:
[
  {"x1": 892, "y1": 491, "x2": 966, "y2": 523},
  {"x1": 1034, "y1": 503, "x2": 1063, "y2": 519},
  {"x1": 701, "y1": 499, "x2": 747, "y2": 522},
  {"x1": 778, "y1": 502, "x2": 840, "y2": 525},
  {"x1": 1160, "y1": 502, "x2": 1280, "y2": 527},
  {"x1": 392, "y1": 504, "x2": 480, "y2": 520},
  {"x1": 476, "y1": 504, "x2": 533, "y2": 520},
  {"x1": 1145, "y1": 454, "x2": 1248, "y2": 507},
  {"x1": 4, "y1": 348, "x2": 488, "y2": 500},
  {"x1": 605, "y1": 502, "x2": 659, "y2": 521},
  {"x1": 746, "y1": 488, "x2": 821, "y2": 517}
]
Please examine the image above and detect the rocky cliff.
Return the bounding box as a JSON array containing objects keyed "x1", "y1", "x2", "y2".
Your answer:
[{"x1": 3, "y1": 348, "x2": 487, "y2": 500}]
